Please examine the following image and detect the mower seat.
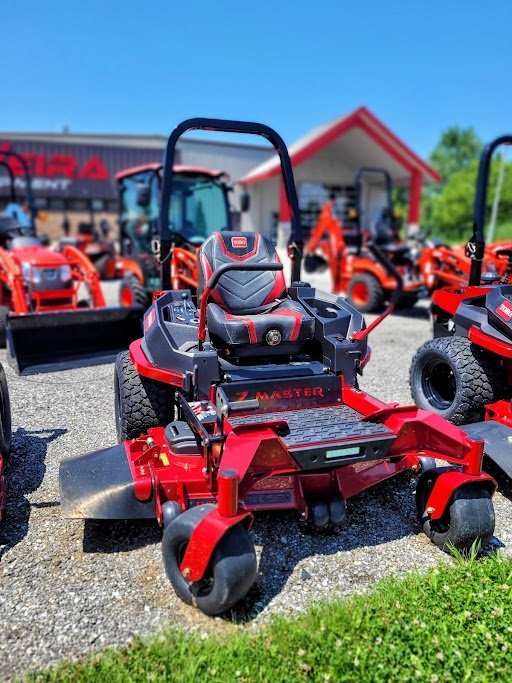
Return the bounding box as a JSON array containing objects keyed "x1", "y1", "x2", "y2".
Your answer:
[{"x1": 199, "y1": 231, "x2": 315, "y2": 354}]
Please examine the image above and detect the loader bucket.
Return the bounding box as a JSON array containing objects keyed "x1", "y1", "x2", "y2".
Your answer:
[
  {"x1": 59, "y1": 444, "x2": 155, "y2": 519},
  {"x1": 6, "y1": 306, "x2": 143, "y2": 375}
]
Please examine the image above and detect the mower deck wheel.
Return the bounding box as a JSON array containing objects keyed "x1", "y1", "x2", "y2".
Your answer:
[
  {"x1": 410, "y1": 335, "x2": 503, "y2": 425},
  {"x1": 347, "y1": 273, "x2": 384, "y2": 312},
  {"x1": 416, "y1": 467, "x2": 495, "y2": 552},
  {"x1": 162, "y1": 504, "x2": 257, "y2": 615},
  {"x1": 114, "y1": 350, "x2": 174, "y2": 441},
  {"x1": 119, "y1": 274, "x2": 149, "y2": 308},
  {"x1": 0, "y1": 306, "x2": 9, "y2": 348}
]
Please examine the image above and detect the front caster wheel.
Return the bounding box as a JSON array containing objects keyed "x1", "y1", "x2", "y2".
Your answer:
[
  {"x1": 162, "y1": 505, "x2": 257, "y2": 616},
  {"x1": 416, "y1": 468, "x2": 495, "y2": 552}
]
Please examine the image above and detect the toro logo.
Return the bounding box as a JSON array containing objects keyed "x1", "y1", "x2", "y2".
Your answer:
[
  {"x1": 496, "y1": 301, "x2": 512, "y2": 322},
  {"x1": 236, "y1": 387, "x2": 325, "y2": 401},
  {"x1": 231, "y1": 236, "x2": 247, "y2": 249}
]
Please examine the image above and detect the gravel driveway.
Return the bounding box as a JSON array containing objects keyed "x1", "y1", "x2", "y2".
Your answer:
[{"x1": 1, "y1": 279, "x2": 512, "y2": 679}]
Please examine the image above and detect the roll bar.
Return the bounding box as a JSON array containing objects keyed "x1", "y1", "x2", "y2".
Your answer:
[
  {"x1": 159, "y1": 118, "x2": 303, "y2": 289},
  {"x1": 468, "y1": 135, "x2": 512, "y2": 286},
  {"x1": 0, "y1": 150, "x2": 37, "y2": 227},
  {"x1": 354, "y1": 168, "x2": 393, "y2": 229}
]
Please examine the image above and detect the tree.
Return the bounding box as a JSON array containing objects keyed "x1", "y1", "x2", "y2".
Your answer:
[{"x1": 429, "y1": 126, "x2": 482, "y2": 181}]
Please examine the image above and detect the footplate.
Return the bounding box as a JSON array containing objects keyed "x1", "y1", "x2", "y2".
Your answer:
[{"x1": 229, "y1": 405, "x2": 395, "y2": 470}]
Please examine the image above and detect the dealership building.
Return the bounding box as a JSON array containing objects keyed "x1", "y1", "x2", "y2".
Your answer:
[{"x1": 0, "y1": 107, "x2": 439, "y2": 242}]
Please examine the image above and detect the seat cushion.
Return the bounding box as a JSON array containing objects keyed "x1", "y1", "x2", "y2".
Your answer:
[{"x1": 207, "y1": 299, "x2": 315, "y2": 347}]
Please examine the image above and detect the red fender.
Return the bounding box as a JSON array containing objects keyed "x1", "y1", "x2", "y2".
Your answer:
[
  {"x1": 179, "y1": 507, "x2": 252, "y2": 582},
  {"x1": 425, "y1": 470, "x2": 496, "y2": 521}
]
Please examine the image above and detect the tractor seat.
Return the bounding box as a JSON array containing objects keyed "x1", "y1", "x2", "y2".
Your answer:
[{"x1": 199, "y1": 231, "x2": 315, "y2": 355}]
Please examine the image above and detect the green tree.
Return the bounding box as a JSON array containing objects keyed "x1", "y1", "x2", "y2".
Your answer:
[{"x1": 429, "y1": 126, "x2": 482, "y2": 181}]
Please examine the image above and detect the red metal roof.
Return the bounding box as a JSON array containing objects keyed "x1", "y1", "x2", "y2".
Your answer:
[
  {"x1": 240, "y1": 106, "x2": 441, "y2": 185},
  {"x1": 115, "y1": 163, "x2": 225, "y2": 182}
]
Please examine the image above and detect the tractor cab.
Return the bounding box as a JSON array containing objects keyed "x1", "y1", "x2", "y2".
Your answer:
[{"x1": 117, "y1": 163, "x2": 231, "y2": 297}]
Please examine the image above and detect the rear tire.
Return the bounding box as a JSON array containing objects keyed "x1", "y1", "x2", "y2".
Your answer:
[
  {"x1": 114, "y1": 350, "x2": 174, "y2": 441},
  {"x1": 162, "y1": 505, "x2": 257, "y2": 615},
  {"x1": 94, "y1": 254, "x2": 116, "y2": 280},
  {"x1": 410, "y1": 336, "x2": 502, "y2": 425},
  {"x1": 0, "y1": 306, "x2": 9, "y2": 348},
  {"x1": 119, "y1": 274, "x2": 148, "y2": 309},
  {"x1": 0, "y1": 363, "x2": 12, "y2": 457},
  {"x1": 416, "y1": 468, "x2": 495, "y2": 551},
  {"x1": 347, "y1": 273, "x2": 384, "y2": 312}
]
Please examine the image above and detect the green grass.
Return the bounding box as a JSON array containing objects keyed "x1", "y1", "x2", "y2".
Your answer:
[{"x1": 29, "y1": 552, "x2": 512, "y2": 683}]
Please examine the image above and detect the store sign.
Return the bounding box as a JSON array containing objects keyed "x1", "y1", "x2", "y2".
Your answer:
[{"x1": 0, "y1": 138, "x2": 165, "y2": 200}]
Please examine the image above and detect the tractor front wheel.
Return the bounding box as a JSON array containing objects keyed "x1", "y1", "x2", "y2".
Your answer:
[
  {"x1": 416, "y1": 468, "x2": 495, "y2": 552},
  {"x1": 0, "y1": 363, "x2": 12, "y2": 457},
  {"x1": 410, "y1": 336, "x2": 502, "y2": 424},
  {"x1": 119, "y1": 274, "x2": 148, "y2": 309},
  {"x1": 347, "y1": 273, "x2": 384, "y2": 312},
  {"x1": 162, "y1": 505, "x2": 257, "y2": 615},
  {"x1": 114, "y1": 350, "x2": 174, "y2": 441}
]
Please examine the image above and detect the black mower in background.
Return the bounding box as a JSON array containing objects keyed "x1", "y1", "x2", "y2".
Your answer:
[
  {"x1": 410, "y1": 135, "x2": 512, "y2": 477},
  {"x1": 59, "y1": 119, "x2": 496, "y2": 616}
]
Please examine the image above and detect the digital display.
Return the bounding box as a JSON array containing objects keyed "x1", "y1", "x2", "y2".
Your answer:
[{"x1": 325, "y1": 446, "x2": 361, "y2": 459}]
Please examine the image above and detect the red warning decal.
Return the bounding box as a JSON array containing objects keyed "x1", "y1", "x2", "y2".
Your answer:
[
  {"x1": 496, "y1": 301, "x2": 512, "y2": 321},
  {"x1": 144, "y1": 308, "x2": 156, "y2": 331},
  {"x1": 231, "y1": 236, "x2": 247, "y2": 248}
]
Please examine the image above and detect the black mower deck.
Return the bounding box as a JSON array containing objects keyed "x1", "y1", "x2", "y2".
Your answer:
[{"x1": 461, "y1": 420, "x2": 512, "y2": 478}]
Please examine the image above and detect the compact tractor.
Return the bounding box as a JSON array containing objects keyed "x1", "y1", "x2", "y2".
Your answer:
[
  {"x1": 116, "y1": 163, "x2": 231, "y2": 308},
  {"x1": 60, "y1": 119, "x2": 496, "y2": 616},
  {"x1": 304, "y1": 168, "x2": 424, "y2": 312},
  {"x1": 410, "y1": 135, "x2": 512, "y2": 476},
  {"x1": 0, "y1": 151, "x2": 141, "y2": 374}
]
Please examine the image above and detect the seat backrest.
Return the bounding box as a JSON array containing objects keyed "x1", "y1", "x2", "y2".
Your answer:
[{"x1": 198, "y1": 231, "x2": 286, "y2": 314}]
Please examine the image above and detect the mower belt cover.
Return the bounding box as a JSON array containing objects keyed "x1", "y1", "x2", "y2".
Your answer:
[
  {"x1": 60, "y1": 444, "x2": 155, "y2": 519},
  {"x1": 461, "y1": 420, "x2": 512, "y2": 478},
  {"x1": 7, "y1": 306, "x2": 142, "y2": 375}
]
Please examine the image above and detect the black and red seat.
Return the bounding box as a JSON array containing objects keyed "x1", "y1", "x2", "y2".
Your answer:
[{"x1": 198, "y1": 231, "x2": 315, "y2": 354}]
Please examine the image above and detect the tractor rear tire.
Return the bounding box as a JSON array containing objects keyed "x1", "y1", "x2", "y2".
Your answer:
[
  {"x1": 0, "y1": 306, "x2": 9, "y2": 348},
  {"x1": 416, "y1": 468, "x2": 495, "y2": 552},
  {"x1": 162, "y1": 504, "x2": 257, "y2": 615},
  {"x1": 94, "y1": 254, "x2": 116, "y2": 280},
  {"x1": 347, "y1": 273, "x2": 384, "y2": 312},
  {"x1": 410, "y1": 336, "x2": 503, "y2": 425},
  {"x1": 114, "y1": 350, "x2": 174, "y2": 441},
  {"x1": 119, "y1": 274, "x2": 149, "y2": 309}
]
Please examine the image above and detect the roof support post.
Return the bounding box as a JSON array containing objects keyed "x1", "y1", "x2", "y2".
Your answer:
[{"x1": 407, "y1": 170, "x2": 422, "y2": 236}]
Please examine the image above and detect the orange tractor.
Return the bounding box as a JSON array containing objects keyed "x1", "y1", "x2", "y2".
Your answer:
[
  {"x1": 115, "y1": 163, "x2": 232, "y2": 308},
  {"x1": 0, "y1": 150, "x2": 141, "y2": 374},
  {"x1": 304, "y1": 168, "x2": 424, "y2": 311}
]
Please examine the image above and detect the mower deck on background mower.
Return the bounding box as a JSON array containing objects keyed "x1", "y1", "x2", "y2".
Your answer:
[
  {"x1": 115, "y1": 163, "x2": 232, "y2": 309},
  {"x1": 0, "y1": 151, "x2": 142, "y2": 374},
  {"x1": 60, "y1": 119, "x2": 496, "y2": 616},
  {"x1": 410, "y1": 135, "x2": 512, "y2": 477},
  {"x1": 304, "y1": 168, "x2": 424, "y2": 312}
]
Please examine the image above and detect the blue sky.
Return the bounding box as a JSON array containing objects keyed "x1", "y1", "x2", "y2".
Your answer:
[{"x1": 2, "y1": 1, "x2": 511, "y2": 158}]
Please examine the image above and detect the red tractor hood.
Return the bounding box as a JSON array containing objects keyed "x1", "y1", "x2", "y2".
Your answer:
[{"x1": 10, "y1": 245, "x2": 68, "y2": 268}]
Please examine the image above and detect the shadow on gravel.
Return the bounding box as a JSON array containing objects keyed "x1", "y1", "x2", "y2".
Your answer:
[
  {"x1": 0, "y1": 427, "x2": 66, "y2": 558},
  {"x1": 82, "y1": 519, "x2": 161, "y2": 554},
  {"x1": 391, "y1": 305, "x2": 430, "y2": 321},
  {"x1": 226, "y1": 471, "x2": 430, "y2": 622}
]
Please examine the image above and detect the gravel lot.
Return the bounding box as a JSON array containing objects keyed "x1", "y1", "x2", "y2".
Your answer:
[{"x1": 1, "y1": 276, "x2": 512, "y2": 679}]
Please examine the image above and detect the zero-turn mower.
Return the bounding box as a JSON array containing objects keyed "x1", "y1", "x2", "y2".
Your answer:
[
  {"x1": 115, "y1": 163, "x2": 231, "y2": 308},
  {"x1": 60, "y1": 119, "x2": 496, "y2": 616},
  {"x1": 304, "y1": 168, "x2": 424, "y2": 312},
  {"x1": 0, "y1": 151, "x2": 142, "y2": 374},
  {"x1": 410, "y1": 135, "x2": 512, "y2": 477}
]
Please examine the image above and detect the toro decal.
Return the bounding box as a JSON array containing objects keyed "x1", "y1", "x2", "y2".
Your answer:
[
  {"x1": 144, "y1": 308, "x2": 156, "y2": 331},
  {"x1": 231, "y1": 236, "x2": 247, "y2": 249},
  {"x1": 496, "y1": 301, "x2": 512, "y2": 322}
]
